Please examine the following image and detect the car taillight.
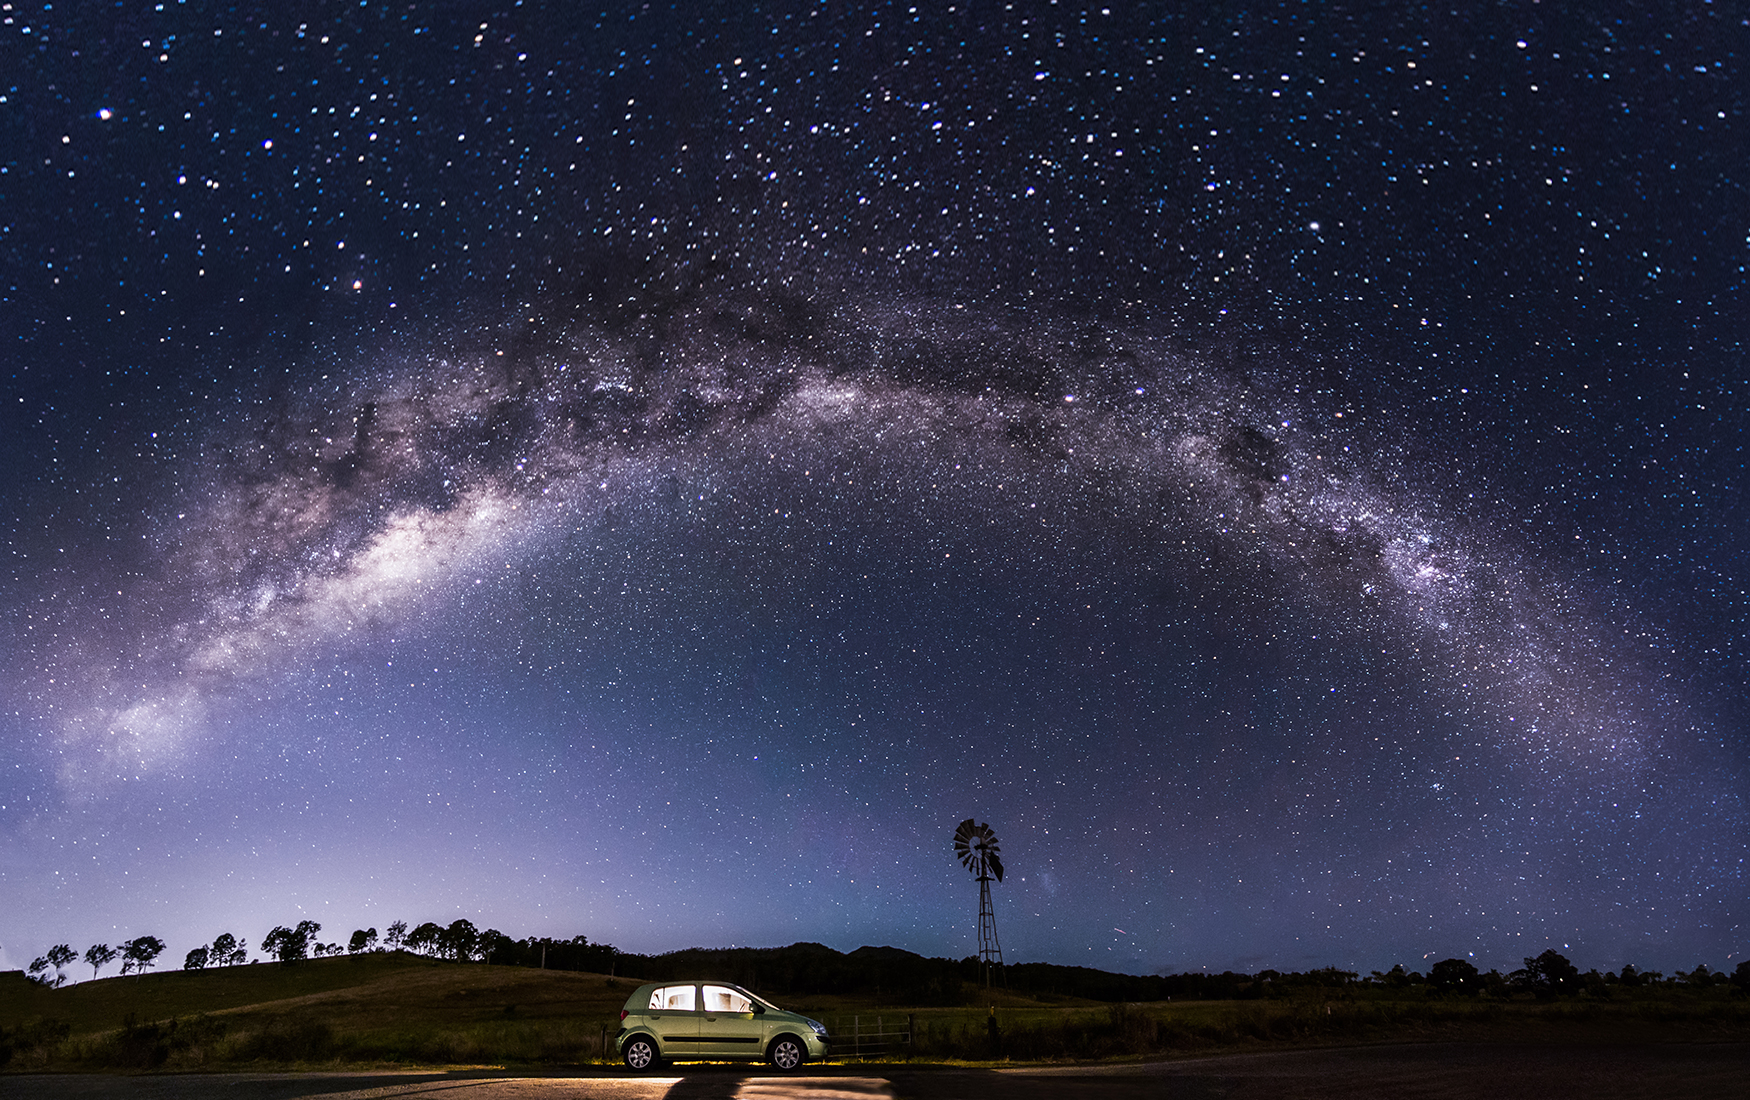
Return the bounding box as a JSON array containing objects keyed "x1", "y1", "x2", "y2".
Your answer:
[{"x1": 620, "y1": 1009, "x2": 629, "y2": 1021}]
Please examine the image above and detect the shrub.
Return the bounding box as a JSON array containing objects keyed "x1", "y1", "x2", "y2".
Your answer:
[
  {"x1": 79, "y1": 1015, "x2": 229, "y2": 1070},
  {"x1": 232, "y1": 1016, "x2": 336, "y2": 1063},
  {"x1": 0, "y1": 1019, "x2": 71, "y2": 1069}
]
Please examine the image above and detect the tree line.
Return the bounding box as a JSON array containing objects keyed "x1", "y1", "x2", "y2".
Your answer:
[
  {"x1": 24, "y1": 929, "x2": 1750, "y2": 1006},
  {"x1": 22, "y1": 918, "x2": 616, "y2": 984},
  {"x1": 203, "y1": 918, "x2": 617, "y2": 972},
  {"x1": 25, "y1": 938, "x2": 171, "y2": 986},
  {"x1": 1350, "y1": 949, "x2": 1750, "y2": 1001}
]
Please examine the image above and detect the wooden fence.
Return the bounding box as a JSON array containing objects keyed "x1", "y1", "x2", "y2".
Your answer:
[{"x1": 822, "y1": 1014, "x2": 913, "y2": 1057}]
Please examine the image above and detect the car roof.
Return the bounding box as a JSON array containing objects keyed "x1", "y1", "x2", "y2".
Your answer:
[{"x1": 624, "y1": 980, "x2": 769, "y2": 1004}]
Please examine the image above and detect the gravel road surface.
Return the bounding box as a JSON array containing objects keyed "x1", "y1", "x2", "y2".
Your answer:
[{"x1": 4, "y1": 1043, "x2": 1747, "y2": 1099}]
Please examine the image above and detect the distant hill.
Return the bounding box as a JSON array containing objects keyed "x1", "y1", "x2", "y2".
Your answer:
[{"x1": 614, "y1": 941, "x2": 1176, "y2": 1003}]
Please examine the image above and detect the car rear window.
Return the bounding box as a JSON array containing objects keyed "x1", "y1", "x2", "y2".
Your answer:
[{"x1": 648, "y1": 984, "x2": 696, "y2": 1011}]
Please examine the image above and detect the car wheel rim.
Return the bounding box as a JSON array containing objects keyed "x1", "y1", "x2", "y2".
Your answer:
[{"x1": 775, "y1": 1041, "x2": 800, "y2": 1069}]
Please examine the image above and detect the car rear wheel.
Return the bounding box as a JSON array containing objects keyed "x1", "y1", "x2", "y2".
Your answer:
[
  {"x1": 768, "y1": 1034, "x2": 805, "y2": 1071},
  {"x1": 623, "y1": 1035, "x2": 659, "y2": 1072}
]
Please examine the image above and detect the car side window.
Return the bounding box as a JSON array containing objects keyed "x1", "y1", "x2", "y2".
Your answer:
[
  {"x1": 701, "y1": 984, "x2": 752, "y2": 1013},
  {"x1": 648, "y1": 984, "x2": 697, "y2": 1011}
]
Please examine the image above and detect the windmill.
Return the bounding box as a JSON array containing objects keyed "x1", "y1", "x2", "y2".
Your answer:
[{"x1": 953, "y1": 818, "x2": 1004, "y2": 986}]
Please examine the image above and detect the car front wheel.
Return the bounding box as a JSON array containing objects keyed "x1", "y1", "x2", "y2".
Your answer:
[
  {"x1": 623, "y1": 1035, "x2": 659, "y2": 1072},
  {"x1": 768, "y1": 1034, "x2": 805, "y2": 1072}
]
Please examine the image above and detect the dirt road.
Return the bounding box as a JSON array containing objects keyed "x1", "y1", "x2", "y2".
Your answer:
[{"x1": 4, "y1": 1043, "x2": 1747, "y2": 1099}]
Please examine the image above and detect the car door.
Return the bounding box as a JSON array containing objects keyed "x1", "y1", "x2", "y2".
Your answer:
[
  {"x1": 696, "y1": 983, "x2": 766, "y2": 1058},
  {"x1": 643, "y1": 983, "x2": 700, "y2": 1056}
]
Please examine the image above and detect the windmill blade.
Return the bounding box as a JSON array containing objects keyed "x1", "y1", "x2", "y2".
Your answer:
[
  {"x1": 953, "y1": 818, "x2": 980, "y2": 873},
  {"x1": 985, "y1": 849, "x2": 1004, "y2": 883}
]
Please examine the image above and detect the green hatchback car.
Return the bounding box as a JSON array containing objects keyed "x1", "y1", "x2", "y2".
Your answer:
[{"x1": 616, "y1": 981, "x2": 830, "y2": 1071}]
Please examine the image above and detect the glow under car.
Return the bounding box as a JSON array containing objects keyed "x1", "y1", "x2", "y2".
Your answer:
[{"x1": 616, "y1": 980, "x2": 831, "y2": 1071}]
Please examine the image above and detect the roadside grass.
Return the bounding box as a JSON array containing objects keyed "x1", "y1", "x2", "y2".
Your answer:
[
  {"x1": 870, "y1": 995, "x2": 1750, "y2": 1064},
  {"x1": 6, "y1": 960, "x2": 1750, "y2": 1072}
]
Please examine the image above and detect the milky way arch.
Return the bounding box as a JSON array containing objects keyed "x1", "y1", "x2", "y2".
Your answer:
[{"x1": 31, "y1": 267, "x2": 1677, "y2": 811}]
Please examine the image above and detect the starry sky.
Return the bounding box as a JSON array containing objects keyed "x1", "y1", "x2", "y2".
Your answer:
[{"x1": 2, "y1": 2, "x2": 1746, "y2": 980}]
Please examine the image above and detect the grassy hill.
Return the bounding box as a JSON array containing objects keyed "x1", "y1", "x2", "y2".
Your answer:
[{"x1": 1, "y1": 952, "x2": 635, "y2": 1069}]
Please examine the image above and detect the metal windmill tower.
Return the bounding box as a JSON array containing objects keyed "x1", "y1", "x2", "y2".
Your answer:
[{"x1": 953, "y1": 818, "x2": 1004, "y2": 986}]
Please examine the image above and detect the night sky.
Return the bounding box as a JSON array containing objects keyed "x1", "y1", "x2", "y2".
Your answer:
[{"x1": 2, "y1": 2, "x2": 1746, "y2": 981}]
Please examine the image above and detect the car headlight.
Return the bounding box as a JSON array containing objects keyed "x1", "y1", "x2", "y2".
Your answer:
[{"x1": 807, "y1": 1018, "x2": 828, "y2": 1036}]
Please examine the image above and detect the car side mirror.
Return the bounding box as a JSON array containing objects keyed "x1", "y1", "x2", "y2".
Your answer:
[{"x1": 751, "y1": 1002, "x2": 765, "y2": 1014}]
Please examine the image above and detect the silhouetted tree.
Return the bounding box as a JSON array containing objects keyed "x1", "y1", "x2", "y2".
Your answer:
[
  {"x1": 479, "y1": 928, "x2": 515, "y2": 964},
  {"x1": 121, "y1": 936, "x2": 166, "y2": 977},
  {"x1": 439, "y1": 919, "x2": 479, "y2": 961},
  {"x1": 210, "y1": 932, "x2": 248, "y2": 966},
  {"x1": 84, "y1": 943, "x2": 119, "y2": 981},
  {"x1": 44, "y1": 944, "x2": 76, "y2": 986},
  {"x1": 511, "y1": 933, "x2": 619, "y2": 974},
  {"x1": 1521, "y1": 949, "x2": 1578, "y2": 999},
  {"x1": 262, "y1": 921, "x2": 321, "y2": 965},
  {"x1": 27, "y1": 957, "x2": 53, "y2": 986},
  {"x1": 1370, "y1": 964, "x2": 1412, "y2": 988},
  {"x1": 384, "y1": 920, "x2": 408, "y2": 951},
  {"x1": 1682, "y1": 963, "x2": 1720, "y2": 988},
  {"x1": 404, "y1": 921, "x2": 442, "y2": 956},
  {"x1": 348, "y1": 928, "x2": 379, "y2": 955},
  {"x1": 1732, "y1": 960, "x2": 1750, "y2": 996},
  {"x1": 1427, "y1": 958, "x2": 1479, "y2": 995},
  {"x1": 1478, "y1": 969, "x2": 1510, "y2": 999},
  {"x1": 183, "y1": 946, "x2": 211, "y2": 970}
]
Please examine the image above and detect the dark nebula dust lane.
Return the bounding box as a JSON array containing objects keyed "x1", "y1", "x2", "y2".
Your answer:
[{"x1": 1, "y1": 1, "x2": 1745, "y2": 977}]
